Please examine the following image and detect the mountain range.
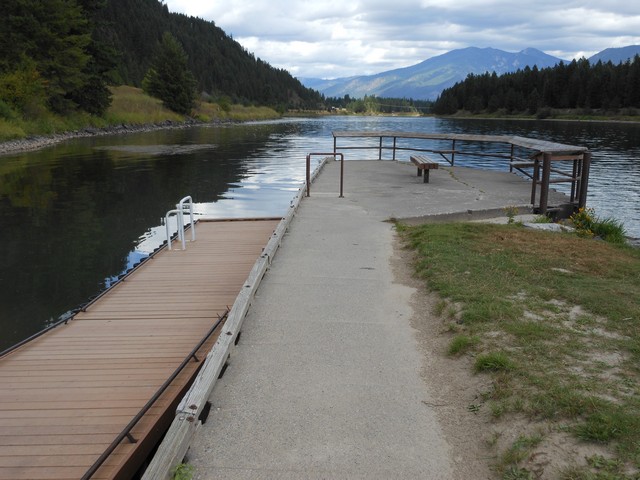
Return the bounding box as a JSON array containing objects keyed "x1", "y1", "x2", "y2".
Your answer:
[{"x1": 301, "y1": 45, "x2": 640, "y2": 101}]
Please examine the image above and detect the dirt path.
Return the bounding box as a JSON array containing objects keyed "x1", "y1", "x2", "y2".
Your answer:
[{"x1": 391, "y1": 236, "x2": 496, "y2": 479}]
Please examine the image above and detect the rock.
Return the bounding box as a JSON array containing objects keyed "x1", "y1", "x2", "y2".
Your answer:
[{"x1": 523, "y1": 223, "x2": 575, "y2": 233}]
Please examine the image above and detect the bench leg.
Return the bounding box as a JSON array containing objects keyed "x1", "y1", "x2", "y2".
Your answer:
[
  {"x1": 424, "y1": 169, "x2": 429, "y2": 183},
  {"x1": 417, "y1": 167, "x2": 422, "y2": 177}
]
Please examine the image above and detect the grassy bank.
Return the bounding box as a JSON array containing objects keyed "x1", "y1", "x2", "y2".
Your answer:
[
  {"x1": 0, "y1": 85, "x2": 281, "y2": 143},
  {"x1": 398, "y1": 222, "x2": 640, "y2": 479}
]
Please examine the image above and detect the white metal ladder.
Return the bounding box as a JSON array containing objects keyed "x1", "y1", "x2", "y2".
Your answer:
[{"x1": 165, "y1": 196, "x2": 196, "y2": 250}]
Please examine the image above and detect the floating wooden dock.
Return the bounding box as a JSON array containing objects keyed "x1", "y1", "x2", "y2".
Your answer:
[{"x1": 0, "y1": 219, "x2": 279, "y2": 480}]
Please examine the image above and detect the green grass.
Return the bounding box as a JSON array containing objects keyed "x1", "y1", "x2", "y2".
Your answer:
[
  {"x1": 0, "y1": 109, "x2": 110, "y2": 141},
  {"x1": 0, "y1": 85, "x2": 281, "y2": 142},
  {"x1": 397, "y1": 221, "x2": 640, "y2": 472},
  {"x1": 561, "y1": 454, "x2": 637, "y2": 479},
  {"x1": 105, "y1": 85, "x2": 185, "y2": 125},
  {"x1": 475, "y1": 352, "x2": 516, "y2": 372},
  {"x1": 592, "y1": 218, "x2": 627, "y2": 244},
  {"x1": 447, "y1": 334, "x2": 480, "y2": 355}
]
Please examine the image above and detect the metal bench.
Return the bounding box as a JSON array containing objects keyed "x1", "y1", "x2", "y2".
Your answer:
[{"x1": 410, "y1": 154, "x2": 439, "y2": 183}]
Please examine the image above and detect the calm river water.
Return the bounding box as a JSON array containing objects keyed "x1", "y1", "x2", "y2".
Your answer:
[{"x1": 1, "y1": 116, "x2": 638, "y2": 350}]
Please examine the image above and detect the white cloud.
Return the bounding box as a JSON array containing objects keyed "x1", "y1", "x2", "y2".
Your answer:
[{"x1": 163, "y1": 0, "x2": 640, "y2": 79}]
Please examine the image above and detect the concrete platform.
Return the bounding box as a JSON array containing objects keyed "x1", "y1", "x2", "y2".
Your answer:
[{"x1": 187, "y1": 161, "x2": 569, "y2": 479}]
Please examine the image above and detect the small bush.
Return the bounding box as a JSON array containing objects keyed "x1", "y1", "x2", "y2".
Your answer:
[
  {"x1": 0, "y1": 99, "x2": 17, "y2": 120},
  {"x1": 569, "y1": 207, "x2": 626, "y2": 244},
  {"x1": 172, "y1": 463, "x2": 194, "y2": 480},
  {"x1": 591, "y1": 217, "x2": 626, "y2": 244},
  {"x1": 504, "y1": 206, "x2": 519, "y2": 224},
  {"x1": 569, "y1": 207, "x2": 596, "y2": 235},
  {"x1": 0, "y1": 58, "x2": 47, "y2": 115}
]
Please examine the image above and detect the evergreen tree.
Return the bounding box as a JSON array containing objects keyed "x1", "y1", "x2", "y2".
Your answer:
[
  {"x1": 69, "y1": 0, "x2": 117, "y2": 115},
  {"x1": 0, "y1": 0, "x2": 92, "y2": 113},
  {"x1": 0, "y1": 0, "x2": 113, "y2": 115},
  {"x1": 143, "y1": 32, "x2": 196, "y2": 114}
]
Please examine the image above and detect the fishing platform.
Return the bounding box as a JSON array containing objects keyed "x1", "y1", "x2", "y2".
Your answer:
[{"x1": 331, "y1": 130, "x2": 591, "y2": 213}]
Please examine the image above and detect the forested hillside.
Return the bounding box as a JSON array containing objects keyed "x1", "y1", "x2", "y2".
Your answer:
[
  {"x1": 433, "y1": 57, "x2": 640, "y2": 115},
  {"x1": 96, "y1": 0, "x2": 322, "y2": 109},
  {"x1": 0, "y1": 0, "x2": 321, "y2": 125}
]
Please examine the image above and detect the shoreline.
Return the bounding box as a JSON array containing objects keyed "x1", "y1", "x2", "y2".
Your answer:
[
  {"x1": 0, "y1": 118, "x2": 233, "y2": 157},
  {"x1": 5, "y1": 112, "x2": 640, "y2": 158}
]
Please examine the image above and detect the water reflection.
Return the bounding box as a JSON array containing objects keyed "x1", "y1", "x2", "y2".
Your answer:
[
  {"x1": 1, "y1": 117, "x2": 638, "y2": 351},
  {"x1": 0, "y1": 122, "x2": 307, "y2": 350}
]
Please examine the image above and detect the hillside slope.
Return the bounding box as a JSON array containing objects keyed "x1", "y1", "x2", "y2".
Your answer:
[{"x1": 96, "y1": 0, "x2": 321, "y2": 108}]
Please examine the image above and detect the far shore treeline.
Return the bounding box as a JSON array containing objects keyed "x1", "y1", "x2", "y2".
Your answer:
[{"x1": 433, "y1": 56, "x2": 640, "y2": 117}]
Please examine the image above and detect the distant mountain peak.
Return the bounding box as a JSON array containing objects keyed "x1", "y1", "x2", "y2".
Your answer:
[
  {"x1": 302, "y1": 44, "x2": 640, "y2": 101},
  {"x1": 302, "y1": 46, "x2": 564, "y2": 101},
  {"x1": 589, "y1": 45, "x2": 640, "y2": 64}
]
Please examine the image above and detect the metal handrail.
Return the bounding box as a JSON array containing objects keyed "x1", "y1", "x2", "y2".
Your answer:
[
  {"x1": 178, "y1": 196, "x2": 196, "y2": 243},
  {"x1": 165, "y1": 209, "x2": 184, "y2": 250},
  {"x1": 165, "y1": 196, "x2": 196, "y2": 250},
  {"x1": 81, "y1": 310, "x2": 229, "y2": 480},
  {"x1": 306, "y1": 153, "x2": 344, "y2": 198}
]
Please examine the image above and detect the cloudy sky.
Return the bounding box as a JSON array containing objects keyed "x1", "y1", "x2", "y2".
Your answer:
[{"x1": 163, "y1": 0, "x2": 640, "y2": 80}]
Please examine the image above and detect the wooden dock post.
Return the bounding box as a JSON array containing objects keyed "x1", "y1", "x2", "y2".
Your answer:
[
  {"x1": 538, "y1": 153, "x2": 552, "y2": 213},
  {"x1": 578, "y1": 152, "x2": 591, "y2": 210}
]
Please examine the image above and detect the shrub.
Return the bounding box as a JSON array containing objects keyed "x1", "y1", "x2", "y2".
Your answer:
[
  {"x1": 569, "y1": 207, "x2": 626, "y2": 244},
  {"x1": 0, "y1": 99, "x2": 17, "y2": 120},
  {"x1": 0, "y1": 58, "x2": 47, "y2": 117},
  {"x1": 591, "y1": 217, "x2": 627, "y2": 244}
]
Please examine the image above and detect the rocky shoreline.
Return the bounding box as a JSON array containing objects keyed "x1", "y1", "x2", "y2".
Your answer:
[{"x1": 0, "y1": 118, "x2": 229, "y2": 156}]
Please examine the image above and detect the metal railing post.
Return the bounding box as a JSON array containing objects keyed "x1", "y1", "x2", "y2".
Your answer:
[
  {"x1": 451, "y1": 139, "x2": 456, "y2": 166},
  {"x1": 306, "y1": 153, "x2": 311, "y2": 197}
]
